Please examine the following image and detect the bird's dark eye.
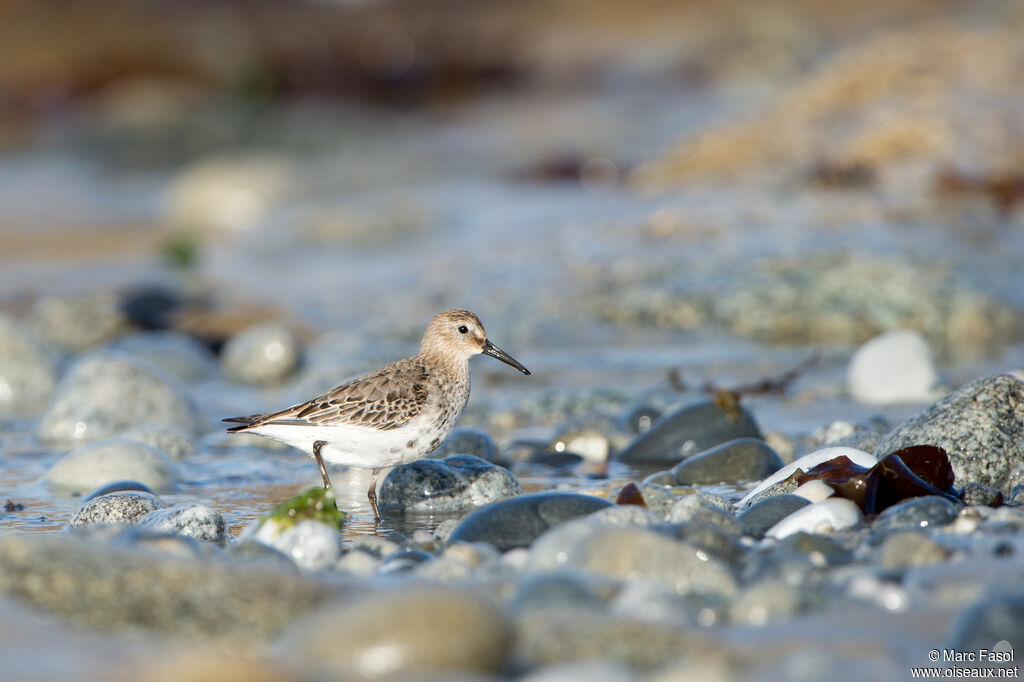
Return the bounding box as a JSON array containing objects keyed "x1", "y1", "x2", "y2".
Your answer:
[{"x1": 458, "y1": 325, "x2": 469, "y2": 334}]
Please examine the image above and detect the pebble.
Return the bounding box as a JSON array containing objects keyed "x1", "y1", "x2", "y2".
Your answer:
[
  {"x1": 847, "y1": 329, "x2": 938, "y2": 404},
  {"x1": 120, "y1": 423, "x2": 196, "y2": 461},
  {"x1": 586, "y1": 505, "x2": 666, "y2": 527},
  {"x1": 875, "y1": 374, "x2": 1024, "y2": 491},
  {"x1": 729, "y1": 579, "x2": 803, "y2": 625},
  {"x1": 670, "y1": 521, "x2": 746, "y2": 566},
  {"x1": 739, "y1": 495, "x2": 811, "y2": 539},
  {"x1": 617, "y1": 400, "x2": 762, "y2": 464},
  {"x1": 82, "y1": 480, "x2": 155, "y2": 500},
  {"x1": 622, "y1": 404, "x2": 662, "y2": 434},
  {"x1": 510, "y1": 573, "x2": 609, "y2": 612},
  {"x1": 642, "y1": 470, "x2": 678, "y2": 486},
  {"x1": 793, "y1": 479, "x2": 835, "y2": 503},
  {"x1": 872, "y1": 496, "x2": 958, "y2": 530},
  {"x1": 44, "y1": 437, "x2": 177, "y2": 494},
  {"x1": 106, "y1": 331, "x2": 217, "y2": 383},
  {"x1": 431, "y1": 426, "x2": 501, "y2": 464},
  {"x1": 448, "y1": 492, "x2": 613, "y2": 551},
  {"x1": 949, "y1": 594, "x2": 1024, "y2": 654},
  {"x1": 138, "y1": 503, "x2": 230, "y2": 545},
  {"x1": 638, "y1": 483, "x2": 677, "y2": 517},
  {"x1": 274, "y1": 587, "x2": 510, "y2": 677},
  {"x1": 379, "y1": 548, "x2": 435, "y2": 574},
  {"x1": 378, "y1": 454, "x2": 521, "y2": 513},
  {"x1": 667, "y1": 495, "x2": 742, "y2": 535},
  {"x1": 547, "y1": 429, "x2": 612, "y2": 462},
  {"x1": 37, "y1": 353, "x2": 206, "y2": 447},
  {"x1": 737, "y1": 446, "x2": 878, "y2": 508},
  {"x1": 960, "y1": 481, "x2": 1004, "y2": 507},
  {"x1": 221, "y1": 322, "x2": 300, "y2": 385},
  {"x1": 334, "y1": 549, "x2": 380, "y2": 576},
  {"x1": 806, "y1": 418, "x2": 889, "y2": 454},
  {"x1": 671, "y1": 438, "x2": 784, "y2": 485},
  {"x1": 0, "y1": 315, "x2": 60, "y2": 416},
  {"x1": 66, "y1": 490, "x2": 168, "y2": 528},
  {"x1": 766, "y1": 498, "x2": 863, "y2": 538},
  {"x1": 251, "y1": 519, "x2": 344, "y2": 571},
  {"x1": 30, "y1": 293, "x2": 128, "y2": 353},
  {"x1": 0, "y1": 533, "x2": 330, "y2": 638},
  {"x1": 878, "y1": 531, "x2": 947, "y2": 570}
]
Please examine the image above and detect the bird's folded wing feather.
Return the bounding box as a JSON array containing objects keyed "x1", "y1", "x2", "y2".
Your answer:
[{"x1": 267, "y1": 361, "x2": 430, "y2": 431}]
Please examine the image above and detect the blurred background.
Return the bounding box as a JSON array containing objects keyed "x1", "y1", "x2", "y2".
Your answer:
[{"x1": 0, "y1": 0, "x2": 1022, "y2": 448}]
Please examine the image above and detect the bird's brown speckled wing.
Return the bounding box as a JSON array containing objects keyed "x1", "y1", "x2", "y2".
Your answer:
[{"x1": 259, "y1": 359, "x2": 430, "y2": 431}]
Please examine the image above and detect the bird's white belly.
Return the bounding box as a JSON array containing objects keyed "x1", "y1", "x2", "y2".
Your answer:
[{"x1": 248, "y1": 417, "x2": 449, "y2": 469}]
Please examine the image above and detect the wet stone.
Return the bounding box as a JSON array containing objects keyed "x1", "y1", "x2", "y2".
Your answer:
[
  {"x1": 587, "y1": 505, "x2": 665, "y2": 527},
  {"x1": 44, "y1": 437, "x2": 177, "y2": 495},
  {"x1": 275, "y1": 587, "x2": 510, "y2": 677},
  {"x1": 82, "y1": 480, "x2": 155, "y2": 501},
  {"x1": 121, "y1": 423, "x2": 196, "y2": 462},
  {"x1": 379, "y1": 548, "x2": 435, "y2": 574},
  {"x1": 66, "y1": 490, "x2": 168, "y2": 528},
  {"x1": 0, "y1": 315, "x2": 60, "y2": 416},
  {"x1": 638, "y1": 483, "x2": 677, "y2": 518},
  {"x1": 221, "y1": 322, "x2": 299, "y2": 386},
  {"x1": 431, "y1": 427, "x2": 502, "y2": 465},
  {"x1": 106, "y1": 331, "x2": 217, "y2": 383},
  {"x1": 873, "y1": 496, "x2": 958, "y2": 530},
  {"x1": 617, "y1": 400, "x2": 763, "y2": 464},
  {"x1": 510, "y1": 574, "x2": 609, "y2": 613},
  {"x1": 671, "y1": 437, "x2": 784, "y2": 485},
  {"x1": 251, "y1": 519, "x2": 344, "y2": 571},
  {"x1": 772, "y1": 531, "x2": 854, "y2": 567},
  {"x1": 379, "y1": 454, "x2": 521, "y2": 513},
  {"x1": 875, "y1": 374, "x2": 1024, "y2": 491},
  {"x1": 37, "y1": 353, "x2": 206, "y2": 447},
  {"x1": 448, "y1": 492, "x2": 614, "y2": 551},
  {"x1": 138, "y1": 503, "x2": 230, "y2": 546},
  {"x1": 669, "y1": 520, "x2": 745, "y2": 566},
  {"x1": 739, "y1": 494, "x2": 812, "y2": 539},
  {"x1": 879, "y1": 531, "x2": 947, "y2": 570},
  {"x1": 960, "y1": 481, "x2": 1004, "y2": 507},
  {"x1": 227, "y1": 540, "x2": 299, "y2": 572},
  {"x1": 667, "y1": 495, "x2": 742, "y2": 534},
  {"x1": 642, "y1": 470, "x2": 678, "y2": 486},
  {"x1": 31, "y1": 293, "x2": 129, "y2": 353}
]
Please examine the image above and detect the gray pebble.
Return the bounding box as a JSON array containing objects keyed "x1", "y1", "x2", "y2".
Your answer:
[
  {"x1": 379, "y1": 454, "x2": 521, "y2": 513},
  {"x1": 642, "y1": 470, "x2": 678, "y2": 486},
  {"x1": 431, "y1": 427, "x2": 500, "y2": 464},
  {"x1": 637, "y1": 483, "x2": 677, "y2": 518},
  {"x1": 448, "y1": 492, "x2": 613, "y2": 551},
  {"x1": 510, "y1": 574, "x2": 609, "y2": 613},
  {"x1": 0, "y1": 315, "x2": 60, "y2": 416},
  {"x1": 138, "y1": 503, "x2": 230, "y2": 546},
  {"x1": 379, "y1": 549, "x2": 435, "y2": 574},
  {"x1": 83, "y1": 480, "x2": 155, "y2": 501},
  {"x1": 121, "y1": 424, "x2": 196, "y2": 461},
  {"x1": 878, "y1": 531, "x2": 947, "y2": 570},
  {"x1": 31, "y1": 293, "x2": 128, "y2": 353},
  {"x1": 671, "y1": 437, "x2": 783, "y2": 485},
  {"x1": 221, "y1": 322, "x2": 299, "y2": 385},
  {"x1": 45, "y1": 437, "x2": 177, "y2": 495},
  {"x1": 960, "y1": 482, "x2": 1005, "y2": 507},
  {"x1": 106, "y1": 331, "x2": 217, "y2": 383},
  {"x1": 739, "y1": 495, "x2": 812, "y2": 539},
  {"x1": 66, "y1": 490, "x2": 168, "y2": 528},
  {"x1": 617, "y1": 400, "x2": 762, "y2": 464},
  {"x1": 873, "y1": 496, "x2": 958, "y2": 530},
  {"x1": 667, "y1": 495, "x2": 741, "y2": 534}
]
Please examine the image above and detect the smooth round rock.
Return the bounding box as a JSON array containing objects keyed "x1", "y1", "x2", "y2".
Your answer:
[
  {"x1": 37, "y1": 353, "x2": 206, "y2": 447},
  {"x1": 875, "y1": 374, "x2": 1024, "y2": 491},
  {"x1": 879, "y1": 531, "x2": 947, "y2": 570},
  {"x1": 448, "y1": 492, "x2": 614, "y2": 551},
  {"x1": 379, "y1": 454, "x2": 521, "y2": 513},
  {"x1": 667, "y1": 495, "x2": 741, "y2": 534},
  {"x1": 431, "y1": 427, "x2": 498, "y2": 462},
  {"x1": 671, "y1": 438, "x2": 784, "y2": 485},
  {"x1": 44, "y1": 438, "x2": 177, "y2": 494},
  {"x1": 617, "y1": 400, "x2": 763, "y2": 464},
  {"x1": 638, "y1": 483, "x2": 677, "y2": 518},
  {"x1": 960, "y1": 482, "x2": 1005, "y2": 507},
  {"x1": 873, "y1": 496, "x2": 958, "y2": 530},
  {"x1": 31, "y1": 293, "x2": 128, "y2": 353},
  {"x1": 0, "y1": 315, "x2": 59, "y2": 416},
  {"x1": 622, "y1": 404, "x2": 662, "y2": 434},
  {"x1": 82, "y1": 480, "x2": 155, "y2": 501},
  {"x1": 950, "y1": 594, "x2": 1024, "y2": 654},
  {"x1": 511, "y1": 574, "x2": 608, "y2": 612},
  {"x1": 252, "y1": 519, "x2": 343, "y2": 571},
  {"x1": 66, "y1": 490, "x2": 168, "y2": 528},
  {"x1": 139, "y1": 503, "x2": 229, "y2": 545},
  {"x1": 121, "y1": 424, "x2": 196, "y2": 461},
  {"x1": 729, "y1": 579, "x2": 802, "y2": 625},
  {"x1": 739, "y1": 495, "x2": 812, "y2": 539},
  {"x1": 847, "y1": 330, "x2": 937, "y2": 404},
  {"x1": 107, "y1": 331, "x2": 217, "y2": 383},
  {"x1": 221, "y1": 322, "x2": 299, "y2": 385},
  {"x1": 275, "y1": 587, "x2": 510, "y2": 677},
  {"x1": 379, "y1": 549, "x2": 435, "y2": 574}
]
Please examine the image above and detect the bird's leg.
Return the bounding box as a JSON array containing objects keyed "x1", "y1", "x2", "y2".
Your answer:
[
  {"x1": 368, "y1": 467, "x2": 381, "y2": 524},
  {"x1": 313, "y1": 440, "x2": 332, "y2": 489}
]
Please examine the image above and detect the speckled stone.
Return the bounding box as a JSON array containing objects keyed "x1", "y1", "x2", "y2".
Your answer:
[
  {"x1": 448, "y1": 492, "x2": 613, "y2": 551},
  {"x1": 618, "y1": 400, "x2": 762, "y2": 464},
  {"x1": 667, "y1": 495, "x2": 741, "y2": 535},
  {"x1": 275, "y1": 587, "x2": 510, "y2": 677},
  {"x1": 379, "y1": 454, "x2": 521, "y2": 513},
  {"x1": 44, "y1": 437, "x2": 177, "y2": 494},
  {"x1": 875, "y1": 374, "x2": 1024, "y2": 491},
  {"x1": 638, "y1": 483, "x2": 677, "y2": 518},
  {"x1": 66, "y1": 491, "x2": 168, "y2": 528},
  {"x1": 739, "y1": 495, "x2": 812, "y2": 539},
  {"x1": 139, "y1": 503, "x2": 230, "y2": 546},
  {"x1": 37, "y1": 353, "x2": 206, "y2": 447},
  {"x1": 960, "y1": 482, "x2": 1005, "y2": 507},
  {"x1": 873, "y1": 496, "x2": 958, "y2": 530},
  {"x1": 671, "y1": 438, "x2": 783, "y2": 485}
]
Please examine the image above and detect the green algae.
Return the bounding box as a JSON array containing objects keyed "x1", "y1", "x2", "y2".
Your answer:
[{"x1": 263, "y1": 487, "x2": 347, "y2": 532}]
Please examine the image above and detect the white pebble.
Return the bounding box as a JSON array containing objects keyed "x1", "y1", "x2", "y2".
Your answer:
[
  {"x1": 766, "y1": 498, "x2": 863, "y2": 539},
  {"x1": 847, "y1": 329, "x2": 937, "y2": 404},
  {"x1": 794, "y1": 479, "x2": 835, "y2": 503},
  {"x1": 737, "y1": 447, "x2": 877, "y2": 507}
]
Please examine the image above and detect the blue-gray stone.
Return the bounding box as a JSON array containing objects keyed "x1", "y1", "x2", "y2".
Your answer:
[
  {"x1": 83, "y1": 480, "x2": 155, "y2": 501},
  {"x1": 671, "y1": 437, "x2": 783, "y2": 484},
  {"x1": 873, "y1": 496, "x2": 959, "y2": 530},
  {"x1": 138, "y1": 503, "x2": 230, "y2": 546},
  {"x1": 431, "y1": 427, "x2": 499, "y2": 463},
  {"x1": 379, "y1": 549, "x2": 435, "y2": 574},
  {"x1": 617, "y1": 400, "x2": 762, "y2": 464},
  {"x1": 739, "y1": 494, "x2": 811, "y2": 539},
  {"x1": 379, "y1": 454, "x2": 521, "y2": 513},
  {"x1": 448, "y1": 492, "x2": 614, "y2": 551}
]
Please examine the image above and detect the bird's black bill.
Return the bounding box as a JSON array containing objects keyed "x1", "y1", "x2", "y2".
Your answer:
[{"x1": 482, "y1": 339, "x2": 531, "y2": 375}]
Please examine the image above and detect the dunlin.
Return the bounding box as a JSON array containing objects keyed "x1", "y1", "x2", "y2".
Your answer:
[{"x1": 224, "y1": 309, "x2": 530, "y2": 521}]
